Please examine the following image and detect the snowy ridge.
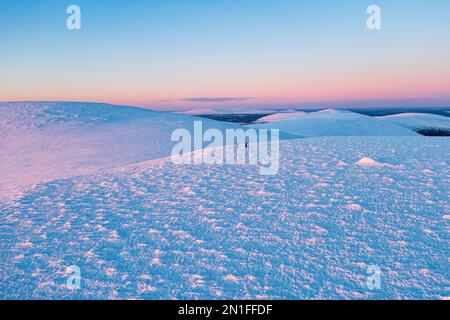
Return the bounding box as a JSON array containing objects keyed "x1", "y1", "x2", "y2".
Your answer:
[
  {"x1": 377, "y1": 113, "x2": 450, "y2": 130},
  {"x1": 255, "y1": 111, "x2": 307, "y2": 122},
  {"x1": 0, "y1": 102, "x2": 236, "y2": 201}
]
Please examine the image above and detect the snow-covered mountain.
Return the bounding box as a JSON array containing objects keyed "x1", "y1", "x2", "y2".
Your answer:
[
  {"x1": 255, "y1": 111, "x2": 307, "y2": 122},
  {"x1": 250, "y1": 109, "x2": 418, "y2": 137},
  {"x1": 377, "y1": 113, "x2": 450, "y2": 130},
  {"x1": 0, "y1": 102, "x2": 235, "y2": 200}
]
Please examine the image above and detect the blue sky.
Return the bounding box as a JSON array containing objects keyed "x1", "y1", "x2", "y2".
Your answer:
[{"x1": 1, "y1": 0, "x2": 450, "y2": 109}]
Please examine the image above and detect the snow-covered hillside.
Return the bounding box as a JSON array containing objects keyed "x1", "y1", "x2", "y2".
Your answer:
[
  {"x1": 250, "y1": 109, "x2": 418, "y2": 137},
  {"x1": 0, "y1": 102, "x2": 234, "y2": 200},
  {"x1": 377, "y1": 113, "x2": 450, "y2": 131},
  {"x1": 0, "y1": 136, "x2": 448, "y2": 299},
  {"x1": 255, "y1": 111, "x2": 307, "y2": 122}
]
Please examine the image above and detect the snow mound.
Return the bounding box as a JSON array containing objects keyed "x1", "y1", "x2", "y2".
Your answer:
[
  {"x1": 356, "y1": 157, "x2": 384, "y2": 166},
  {"x1": 355, "y1": 157, "x2": 399, "y2": 168},
  {"x1": 249, "y1": 109, "x2": 417, "y2": 137}
]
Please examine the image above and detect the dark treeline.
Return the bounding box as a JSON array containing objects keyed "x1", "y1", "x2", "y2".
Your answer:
[{"x1": 414, "y1": 127, "x2": 450, "y2": 136}]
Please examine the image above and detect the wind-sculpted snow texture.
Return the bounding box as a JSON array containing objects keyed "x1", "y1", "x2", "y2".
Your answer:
[{"x1": 1, "y1": 136, "x2": 448, "y2": 299}]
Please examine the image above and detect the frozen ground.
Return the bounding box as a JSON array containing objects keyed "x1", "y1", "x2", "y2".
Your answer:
[
  {"x1": 1, "y1": 133, "x2": 449, "y2": 299},
  {"x1": 0, "y1": 102, "x2": 449, "y2": 299}
]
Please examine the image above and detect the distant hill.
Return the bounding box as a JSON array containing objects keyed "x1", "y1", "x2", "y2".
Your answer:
[{"x1": 248, "y1": 109, "x2": 418, "y2": 137}]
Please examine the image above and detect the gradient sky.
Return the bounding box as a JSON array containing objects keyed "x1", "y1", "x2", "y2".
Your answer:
[{"x1": 1, "y1": 0, "x2": 450, "y2": 110}]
